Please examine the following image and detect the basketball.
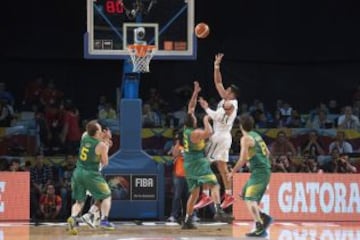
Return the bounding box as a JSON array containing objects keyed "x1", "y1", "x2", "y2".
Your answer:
[{"x1": 194, "y1": 22, "x2": 210, "y2": 39}]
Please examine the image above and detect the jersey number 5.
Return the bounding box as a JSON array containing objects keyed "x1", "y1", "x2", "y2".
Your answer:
[{"x1": 80, "y1": 147, "x2": 89, "y2": 161}]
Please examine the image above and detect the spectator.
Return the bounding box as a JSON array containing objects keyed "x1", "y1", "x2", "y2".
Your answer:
[
  {"x1": 30, "y1": 154, "x2": 54, "y2": 223},
  {"x1": 301, "y1": 130, "x2": 326, "y2": 158},
  {"x1": 298, "y1": 152, "x2": 322, "y2": 173},
  {"x1": 171, "y1": 105, "x2": 187, "y2": 128},
  {"x1": 142, "y1": 103, "x2": 161, "y2": 127},
  {"x1": 44, "y1": 103, "x2": 63, "y2": 153},
  {"x1": 328, "y1": 131, "x2": 353, "y2": 154},
  {"x1": 285, "y1": 109, "x2": 303, "y2": 128},
  {"x1": 97, "y1": 95, "x2": 107, "y2": 112},
  {"x1": 146, "y1": 87, "x2": 168, "y2": 113},
  {"x1": 256, "y1": 100, "x2": 273, "y2": 124},
  {"x1": 271, "y1": 110, "x2": 286, "y2": 128},
  {"x1": 24, "y1": 160, "x2": 32, "y2": 171},
  {"x1": 335, "y1": 154, "x2": 357, "y2": 173},
  {"x1": 253, "y1": 110, "x2": 269, "y2": 128},
  {"x1": 60, "y1": 101, "x2": 81, "y2": 155},
  {"x1": 39, "y1": 183, "x2": 62, "y2": 221},
  {"x1": 275, "y1": 99, "x2": 283, "y2": 112},
  {"x1": 35, "y1": 111, "x2": 50, "y2": 154},
  {"x1": 309, "y1": 109, "x2": 334, "y2": 129},
  {"x1": 322, "y1": 149, "x2": 357, "y2": 173},
  {"x1": 337, "y1": 106, "x2": 360, "y2": 130},
  {"x1": 40, "y1": 80, "x2": 64, "y2": 107},
  {"x1": 8, "y1": 159, "x2": 23, "y2": 172},
  {"x1": 308, "y1": 103, "x2": 329, "y2": 123},
  {"x1": 279, "y1": 102, "x2": 293, "y2": 122},
  {"x1": 270, "y1": 131, "x2": 297, "y2": 160},
  {"x1": 30, "y1": 154, "x2": 54, "y2": 194},
  {"x1": 271, "y1": 155, "x2": 297, "y2": 173},
  {"x1": 98, "y1": 102, "x2": 117, "y2": 120},
  {"x1": 328, "y1": 99, "x2": 340, "y2": 114}
]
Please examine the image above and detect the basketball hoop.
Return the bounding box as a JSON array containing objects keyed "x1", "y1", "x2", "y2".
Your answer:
[{"x1": 127, "y1": 44, "x2": 156, "y2": 73}]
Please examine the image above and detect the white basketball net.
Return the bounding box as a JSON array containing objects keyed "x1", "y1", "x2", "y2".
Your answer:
[{"x1": 127, "y1": 45, "x2": 156, "y2": 73}]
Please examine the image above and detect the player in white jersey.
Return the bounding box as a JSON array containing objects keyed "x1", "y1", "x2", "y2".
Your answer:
[{"x1": 195, "y1": 53, "x2": 239, "y2": 210}]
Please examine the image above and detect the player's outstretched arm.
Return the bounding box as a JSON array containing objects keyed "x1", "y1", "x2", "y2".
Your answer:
[
  {"x1": 188, "y1": 81, "x2": 201, "y2": 114},
  {"x1": 214, "y1": 53, "x2": 227, "y2": 99}
]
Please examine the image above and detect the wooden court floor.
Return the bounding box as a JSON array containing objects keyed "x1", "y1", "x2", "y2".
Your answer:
[{"x1": 1, "y1": 221, "x2": 359, "y2": 240}]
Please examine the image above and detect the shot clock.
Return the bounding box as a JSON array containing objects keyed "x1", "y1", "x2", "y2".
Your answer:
[{"x1": 102, "y1": 0, "x2": 124, "y2": 14}]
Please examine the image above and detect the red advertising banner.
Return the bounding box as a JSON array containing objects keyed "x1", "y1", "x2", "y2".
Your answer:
[
  {"x1": 0, "y1": 225, "x2": 29, "y2": 240},
  {"x1": 0, "y1": 172, "x2": 30, "y2": 221},
  {"x1": 233, "y1": 173, "x2": 360, "y2": 221}
]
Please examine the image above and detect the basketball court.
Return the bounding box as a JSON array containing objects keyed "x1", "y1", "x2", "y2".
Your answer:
[
  {"x1": 2, "y1": 220, "x2": 359, "y2": 240},
  {"x1": 2, "y1": 2, "x2": 359, "y2": 240}
]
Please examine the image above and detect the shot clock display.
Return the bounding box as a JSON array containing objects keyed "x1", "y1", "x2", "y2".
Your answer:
[
  {"x1": 85, "y1": 0, "x2": 195, "y2": 60},
  {"x1": 102, "y1": 0, "x2": 125, "y2": 14}
]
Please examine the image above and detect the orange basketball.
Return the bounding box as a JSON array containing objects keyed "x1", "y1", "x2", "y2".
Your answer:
[{"x1": 194, "y1": 22, "x2": 210, "y2": 39}]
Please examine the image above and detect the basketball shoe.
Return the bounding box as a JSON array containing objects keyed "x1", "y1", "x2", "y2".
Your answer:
[
  {"x1": 181, "y1": 218, "x2": 197, "y2": 230},
  {"x1": 220, "y1": 194, "x2": 235, "y2": 209},
  {"x1": 100, "y1": 219, "x2": 115, "y2": 230},
  {"x1": 193, "y1": 193, "x2": 213, "y2": 209},
  {"x1": 246, "y1": 222, "x2": 267, "y2": 237},
  {"x1": 67, "y1": 216, "x2": 78, "y2": 235},
  {"x1": 81, "y1": 213, "x2": 96, "y2": 229},
  {"x1": 213, "y1": 209, "x2": 234, "y2": 223},
  {"x1": 260, "y1": 212, "x2": 273, "y2": 230}
]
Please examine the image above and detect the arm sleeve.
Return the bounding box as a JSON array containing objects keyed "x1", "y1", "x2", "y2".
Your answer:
[{"x1": 205, "y1": 108, "x2": 218, "y2": 120}]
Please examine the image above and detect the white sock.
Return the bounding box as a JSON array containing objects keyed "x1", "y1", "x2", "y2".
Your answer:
[
  {"x1": 203, "y1": 189, "x2": 210, "y2": 196},
  {"x1": 88, "y1": 205, "x2": 99, "y2": 215}
]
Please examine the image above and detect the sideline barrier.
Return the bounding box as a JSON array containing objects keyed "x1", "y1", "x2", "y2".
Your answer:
[
  {"x1": 233, "y1": 173, "x2": 360, "y2": 221},
  {"x1": 0, "y1": 172, "x2": 30, "y2": 221},
  {"x1": 0, "y1": 225, "x2": 29, "y2": 240}
]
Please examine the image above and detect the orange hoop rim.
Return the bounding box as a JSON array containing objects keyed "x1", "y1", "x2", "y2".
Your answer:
[{"x1": 127, "y1": 44, "x2": 156, "y2": 57}]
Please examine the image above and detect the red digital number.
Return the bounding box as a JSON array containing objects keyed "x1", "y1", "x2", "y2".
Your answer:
[{"x1": 105, "y1": 0, "x2": 124, "y2": 14}]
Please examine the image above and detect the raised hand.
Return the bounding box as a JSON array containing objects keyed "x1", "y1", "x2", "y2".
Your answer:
[
  {"x1": 214, "y1": 53, "x2": 224, "y2": 66},
  {"x1": 198, "y1": 97, "x2": 209, "y2": 110},
  {"x1": 194, "y1": 81, "x2": 201, "y2": 93}
]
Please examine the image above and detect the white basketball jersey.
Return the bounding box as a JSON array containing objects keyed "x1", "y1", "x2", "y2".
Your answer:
[{"x1": 213, "y1": 99, "x2": 238, "y2": 132}]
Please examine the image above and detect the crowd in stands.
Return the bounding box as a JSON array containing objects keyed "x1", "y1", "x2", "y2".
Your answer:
[{"x1": 0, "y1": 77, "x2": 360, "y2": 222}]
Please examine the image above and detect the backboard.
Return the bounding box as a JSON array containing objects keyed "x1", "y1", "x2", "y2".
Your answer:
[{"x1": 84, "y1": 0, "x2": 196, "y2": 60}]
